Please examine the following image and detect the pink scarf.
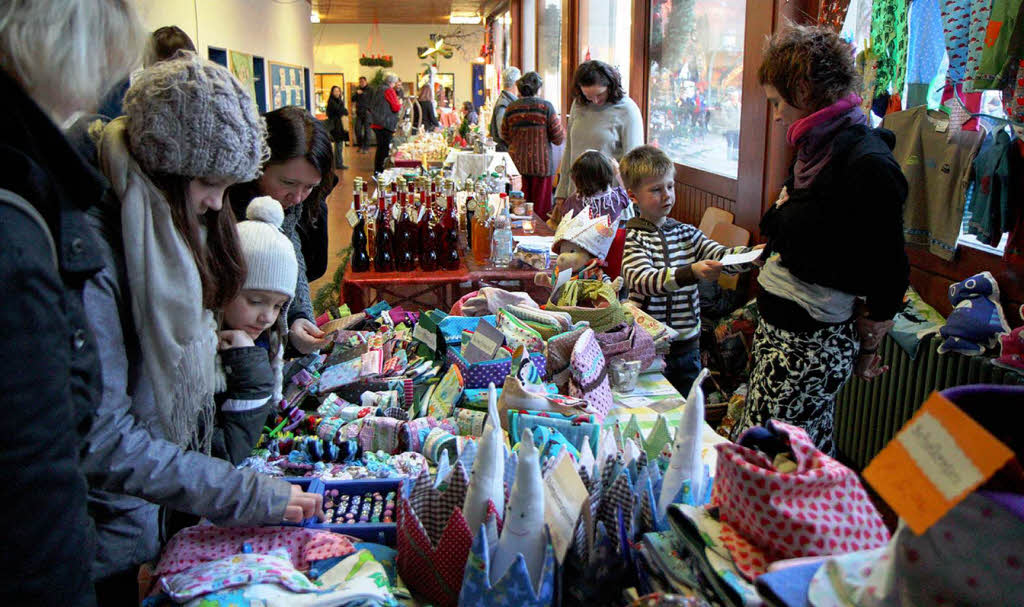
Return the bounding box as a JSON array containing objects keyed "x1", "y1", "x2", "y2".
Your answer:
[{"x1": 786, "y1": 94, "x2": 867, "y2": 188}]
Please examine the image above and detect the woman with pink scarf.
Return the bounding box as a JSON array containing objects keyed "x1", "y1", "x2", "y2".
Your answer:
[{"x1": 731, "y1": 25, "x2": 910, "y2": 455}]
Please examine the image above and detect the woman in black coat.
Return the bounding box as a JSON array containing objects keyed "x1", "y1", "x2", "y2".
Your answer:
[{"x1": 326, "y1": 85, "x2": 349, "y2": 169}]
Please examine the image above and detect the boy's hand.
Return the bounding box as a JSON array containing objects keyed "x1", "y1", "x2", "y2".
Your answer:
[
  {"x1": 218, "y1": 330, "x2": 255, "y2": 350},
  {"x1": 692, "y1": 260, "x2": 724, "y2": 281},
  {"x1": 751, "y1": 243, "x2": 767, "y2": 267}
]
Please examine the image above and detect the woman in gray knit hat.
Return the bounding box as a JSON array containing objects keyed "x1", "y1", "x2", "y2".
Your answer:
[{"x1": 77, "y1": 51, "x2": 322, "y2": 599}]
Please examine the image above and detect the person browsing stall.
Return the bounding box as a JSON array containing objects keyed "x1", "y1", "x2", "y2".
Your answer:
[
  {"x1": 620, "y1": 145, "x2": 762, "y2": 395},
  {"x1": 74, "y1": 52, "x2": 322, "y2": 603},
  {"x1": 548, "y1": 149, "x2": 632, "y2": 229},
  {"x1": 731, "y1": 26, "x2": 909, "y2": 455}
]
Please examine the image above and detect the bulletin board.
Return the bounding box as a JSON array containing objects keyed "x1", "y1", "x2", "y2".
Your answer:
[
  {"x1": 269, "y1": 60, "x2": 306, "y2": 110},
  {"x1": 229, "y1": 50, "x2": 257, "y2": 103}
]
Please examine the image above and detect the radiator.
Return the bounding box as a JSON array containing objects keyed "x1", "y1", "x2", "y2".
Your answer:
[{"x1": 834, "y1": 332, "x2": 1023, "y2": 471}]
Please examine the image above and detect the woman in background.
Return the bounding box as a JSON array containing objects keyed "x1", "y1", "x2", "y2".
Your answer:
[
  {"x1": 325, "y1": 85, "x2": 349, "y2": 170},
  {"x1": 231, "y1": 106, "x2": 339, "y2": 337},
  {"x1": 554, "y1": 60, "x2": 643, "y2": 207},
  {"x1": 500, "y1": 71, "x2": 565, "y2": 221}
]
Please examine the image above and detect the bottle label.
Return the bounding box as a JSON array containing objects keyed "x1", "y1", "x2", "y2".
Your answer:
[{"x1": 346, "y1": 208, "x2": 359, "y2": 228}]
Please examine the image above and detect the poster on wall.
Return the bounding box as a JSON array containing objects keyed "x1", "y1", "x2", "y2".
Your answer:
[
  {"x1": 229, "y1": 50, "x2": 256, "y2": 103},
  {"x1": 269, "y1": 60, "x2": 305, "y2": 110}
]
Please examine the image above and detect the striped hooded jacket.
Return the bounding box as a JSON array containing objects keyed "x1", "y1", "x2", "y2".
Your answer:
[{"x1": 621, "y1": 216, "x2": 752, "y2": 340}]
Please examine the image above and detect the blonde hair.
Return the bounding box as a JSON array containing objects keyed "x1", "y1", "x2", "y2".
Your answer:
[
  {"x1": 0, "y1": 0, "x2": 145, "y2": 121},
  {"x1": 619, "y1": 145, "x2": 676, "y2": 190}
]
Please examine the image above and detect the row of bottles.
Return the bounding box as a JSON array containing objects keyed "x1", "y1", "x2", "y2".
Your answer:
[{"x1": 349, "y1": 176, "x2": 460, "y2": 273}]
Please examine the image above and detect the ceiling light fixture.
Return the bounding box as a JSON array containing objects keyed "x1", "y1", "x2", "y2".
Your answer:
[
  {"x1": 450, "y1": 14, "x2": 482, "y2": 24},
  {"x1": 310, "y1": 10, "x2": 320, "y2": 23}
]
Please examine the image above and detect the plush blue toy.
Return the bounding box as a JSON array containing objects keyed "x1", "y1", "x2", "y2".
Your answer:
[{"x1": 938, "y1": 271, "x2": 1010, "y2": 355}]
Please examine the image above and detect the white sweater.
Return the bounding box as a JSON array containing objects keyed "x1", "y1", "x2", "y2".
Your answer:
[{"x1": 555, "y1": 96, "x2": 644, "y2": 199}]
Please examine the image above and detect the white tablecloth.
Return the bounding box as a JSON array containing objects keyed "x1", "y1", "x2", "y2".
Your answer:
[{"x1": 444, "y1": 150, "x2": 522, "y2": 183}]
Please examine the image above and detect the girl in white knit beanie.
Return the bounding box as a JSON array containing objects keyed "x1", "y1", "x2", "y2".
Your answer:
[{"x1": 214, "y1": 196, "x2": 298, "y2": 464}]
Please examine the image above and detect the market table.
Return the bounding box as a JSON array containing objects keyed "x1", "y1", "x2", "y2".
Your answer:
[
  {"x1": 341, "y1": 214, "x2": 554, "y2": 311},
  {"x1": 340, "y1": 261, "x2": 471, "y2": 312},
  {"x1": 444, "y1": 150, "x2": 522, "y2": 190}
]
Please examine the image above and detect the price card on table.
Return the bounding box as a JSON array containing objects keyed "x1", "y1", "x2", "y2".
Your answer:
[
  {"x1": 863, "y1": 392, "x2": 1014, "y2": 534},
  {"x1": 543, "y1": 454, "x2": 588, "y2": 563},
  {"x1": 461, "y1": 321, "x2": 505, "y2": 363}
]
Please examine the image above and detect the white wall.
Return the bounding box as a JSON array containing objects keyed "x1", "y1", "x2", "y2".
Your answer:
[
  {"x1": 312, "y1": 23, "x2": 484, "y2": 104},
  {"x1": 131, "y1": 0, "x2": 315, "y2": 110}
]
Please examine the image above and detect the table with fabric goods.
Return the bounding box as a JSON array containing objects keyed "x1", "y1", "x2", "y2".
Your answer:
[{"x1": 340, "y1": 215, "x2": 554, "y2": 312}]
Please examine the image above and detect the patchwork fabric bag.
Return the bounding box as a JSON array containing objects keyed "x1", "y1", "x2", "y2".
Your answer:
[
  {"x1": 595, "y1": 321, "x2": 658, "y2": 371},
  {"x1": 568, "y1": 327, "x2": 614, "y2": 419},
  {"x1": 447, "y1": 348, "x2": 547, "y2": 389},
  {"x1": 496, "y1": 309, "x2": 546, "y2": 353},
  {"x1": 712, "y1": 421, "x2": 889, "y2": 579}
]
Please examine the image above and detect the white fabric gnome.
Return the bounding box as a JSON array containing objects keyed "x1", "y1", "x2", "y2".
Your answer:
[
  {"x1": 463, "y1": 383, "x2": 506, "y2": 533},
  {"x1": 491, "y1": 428, "x2": 546, "y2": 592}
]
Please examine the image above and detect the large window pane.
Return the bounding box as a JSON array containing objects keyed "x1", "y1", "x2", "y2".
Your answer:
[
  {"x1": 579, "y1": 0, "x2": 632, "y2": 91},
  {"x1": 648, "y1": 0, "x2": 746, "y2": 178},
  {"x1": 537, "y1": 0, "x2": 563, "y2": 114}
]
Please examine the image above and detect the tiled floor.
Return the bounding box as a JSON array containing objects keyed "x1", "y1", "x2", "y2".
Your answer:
[{"x1": 308, "y1": 144, "x2": 372, "y2": 300}]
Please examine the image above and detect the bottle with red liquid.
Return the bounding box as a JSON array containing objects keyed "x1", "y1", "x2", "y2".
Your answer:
[
  {"x1": 418, "y1": 193, "x2": 439, "y2": 271},
  {"x1": 374, "y1": 198, "x2": 395, "y2": 272},
  {"x1": 350, "y1": 182, "x2": 371, "y2": 272},
  {"x1": 441, "y1": 194, "x2": 461, "y2": 270},
  {"x1": 395, "y1": 194, "x2": 416, "y2": 271}
]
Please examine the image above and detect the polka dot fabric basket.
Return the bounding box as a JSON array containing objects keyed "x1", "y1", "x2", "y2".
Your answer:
[{"x1": 446, "y1": 348, "x2": 547, "y2": 390}]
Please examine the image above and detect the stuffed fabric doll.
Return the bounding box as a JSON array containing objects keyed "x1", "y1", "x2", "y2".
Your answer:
[
  {"x1": 535, "y1": 207, "x2": 624, "y2": 298},
  {"x1": 938, "y1": 271, "x2": 1010, "y2": 355},
  {"x1": 463, "y1": 383, "x2": 506, "y2": 533}
]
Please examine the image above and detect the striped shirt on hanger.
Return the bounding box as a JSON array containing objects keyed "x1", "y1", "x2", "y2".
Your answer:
[{"x1": 621, "y1": 216, "x2": 752, "y2": 341}]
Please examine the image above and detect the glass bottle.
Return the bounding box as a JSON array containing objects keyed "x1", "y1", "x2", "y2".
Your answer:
[
  {"x1": 395, "y1": 194, "x2": 416, "y2": 271},
  {"x1": 365, "y1": 181, "x2": 377, "y2": 264},
  {"x1": 465, "y1": 194, "x2": 476, "y2": 253},
  {"x1": 490, "y1": 197, "x2": 513, "y2": 268},
  {"x1": 441, "y1": 194, "x2": 461, "y2": 270},
  {"x1": 350, "y1": 181, "x2": 371, "y2": 272},
  {"x1": 374, "y1": 198, "x2": 395, "y2": 272},
  {"x1": 418, "y1": 194, "x2": 439, "y2": 271},
  {"x1": 472, "y1": 198, "x2": 492, "y2": 264}
]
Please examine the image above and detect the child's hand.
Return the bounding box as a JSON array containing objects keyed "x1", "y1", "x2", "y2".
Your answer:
[
  {"x1": 692, "y1": 260, "x2": 724, "y2": 280},
  {"x1": 283, "y1": 484, "x2": 325, "y2": 522},
  {"x1": 218, "y1": 330, "x2": 255, "y2": 350},
  {"x1": 751, "y1": 243, "x2": 767, "y2": 267},
  {"x1": 290, "y1": 318, "x2": 329, "y2": 354}
]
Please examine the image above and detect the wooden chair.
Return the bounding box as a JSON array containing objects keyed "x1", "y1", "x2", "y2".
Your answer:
[
  {"x1": 697, "y1": 206, "x2": 734, "y2": 236},
  {"x1": 708, "y1": 222, "x2": 750, "y2": 290}
]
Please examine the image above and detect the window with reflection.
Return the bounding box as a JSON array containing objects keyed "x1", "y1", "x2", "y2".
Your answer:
[
  {"x1": 579, "y1": 0, "x2": 632, "y2": 91},
  {"x1": 537, "y1": 0, "x2": 563, "y2": 114},
  {"x1": 648, "y1": 0, "x2": 746, "y2": 178}
]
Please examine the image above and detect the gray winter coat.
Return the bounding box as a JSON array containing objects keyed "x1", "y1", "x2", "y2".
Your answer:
[{"x1": 71, "y1": 121, "x2": 292, "y2": 580}]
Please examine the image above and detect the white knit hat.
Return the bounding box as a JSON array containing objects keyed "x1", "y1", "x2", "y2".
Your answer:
[
  {"x1": 552, "y1": 206, "x2": 617, "y2": 259},
  {"x1": 237, "y1": 197, "x2": 297, "y2": 296}
]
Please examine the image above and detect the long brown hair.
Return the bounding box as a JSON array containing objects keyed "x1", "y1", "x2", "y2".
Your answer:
[{"x1": 152, "y1": 175, "x2": 246, "y2": 309}]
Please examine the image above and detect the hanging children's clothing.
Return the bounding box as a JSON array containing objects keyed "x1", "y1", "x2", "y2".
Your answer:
[
  {"x1": 966, "y1": 129, "x2": 1014, "y2": 245},
  {"x1": 974, "y1": 0, "x2": 1024, "y2": 89},
  {"x1": 870, "y1": 0, "x2": 909, "y2": 96},
  {"x1": 818, "y1": 0, "x2": 852, "y2": 32},
  {"x1": 906, "y1": 0, "x2": 946, "y2": 107},
  {"x1": 882, "y1": 106, "x2": 985, "y2": 260}
]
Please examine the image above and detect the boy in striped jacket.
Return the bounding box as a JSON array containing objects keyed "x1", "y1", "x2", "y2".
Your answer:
[{"x1": 619, "y1": 146, "x2": 761, "y2": 394}]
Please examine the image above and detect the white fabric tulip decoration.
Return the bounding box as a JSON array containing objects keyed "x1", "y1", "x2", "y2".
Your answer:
[
  {"x1": 463, "y1": 382, "x2": 506, "y2": 534},
  {"x1": 491, "y1": 428, "x2": 545, "y2": 592},
  {"x1": 658, "y1": 367, "x2": 711, "y2": 516}
]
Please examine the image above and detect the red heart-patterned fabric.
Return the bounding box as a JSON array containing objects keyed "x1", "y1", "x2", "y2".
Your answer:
[{"x1": 712, "y1": 420, "x2": 890, "y2": 579}]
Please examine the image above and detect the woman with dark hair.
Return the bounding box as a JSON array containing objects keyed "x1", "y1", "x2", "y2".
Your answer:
[
  {"x1": 77, "y1": 53, "x2": 322, "y2": 602},
  {"x1": 554, "y1": 60, "x2": 643, "y2": 207},
  {"x1": 326, "y1": 85, "x2": 349, "y2": 170},
  {"x1": 501, "y1": 71, "x2": 564, "y2": 220},
  {"x1": 145, "y1": 24, "x2": 196, "y2": 67},
  {"x1": 415, "y1": 68, "x2": 441, "y2": 132},
  {"x1": 731, "y1": 25, "x2": 909, "y2": 455},
  {"x1": 230, "y1": 106, "x2": 339, "y2": 353},
  {"x1": 368, "y1": 72, "x2": 402, "y2": 174}
]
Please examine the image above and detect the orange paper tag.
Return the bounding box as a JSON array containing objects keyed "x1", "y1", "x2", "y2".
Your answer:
[{"x1": 863, "y1": 392, "x2": 1014, "y2": 535}]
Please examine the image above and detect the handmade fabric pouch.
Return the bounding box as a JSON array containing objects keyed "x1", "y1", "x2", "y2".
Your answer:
[
  {"x1": 712, "y1": 421, "x2": 889, "y2": 579},
  {"x1": 160, "y1": 548, "x2": 318, "y2": 602},
  {"x1": 496, "y1": 309, "x2": 546, "y2": 353},
  {"x1": 427, "y1": 364, "x2": 464, "y2": 419},
  {"x1": 438, "y1": 315, "x2": 497, "y2": 345},
  {"x1": 422, "y1": 426, "x2": 459, "y2": 463},
  {"x1": 567, "y1": 327, "x2": 614, "y2": 419},
  {"x1": 596, "y1": 321, "x2": 658, "y2": 371},
  {"x1": 401, "y1": 416, "x2": 459, "y2": 453},
  {"x1": 506, "y1": 409, "x2": 600, "y2": 454},
  {"x1": 454, "y1": 408, "x2": 489, "y2": 436},
  {"x1": 356, "y1": 416, "x2": 405, "y2": 454}
]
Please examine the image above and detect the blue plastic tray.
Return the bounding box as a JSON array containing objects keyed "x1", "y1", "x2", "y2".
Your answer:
[{"x1": 283, "y1": 477, "x2": 402, "y2": 545}]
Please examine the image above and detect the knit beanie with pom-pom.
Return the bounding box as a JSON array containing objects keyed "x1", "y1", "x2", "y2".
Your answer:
[
  {"x1": 122, "y1": 50, "x2": 269, "y2": 181},
  {"x1": 236, "y1": 196, "x2": 297, "y2": 297}
]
